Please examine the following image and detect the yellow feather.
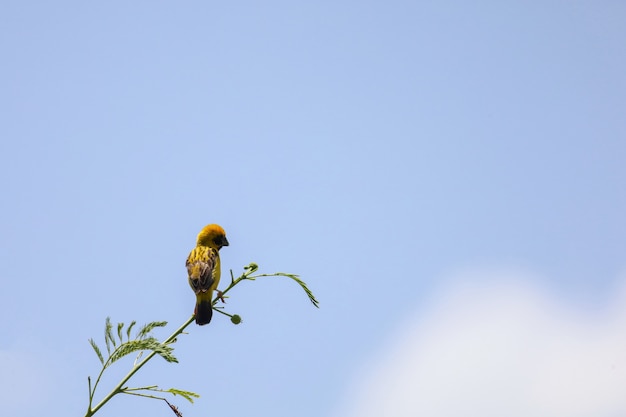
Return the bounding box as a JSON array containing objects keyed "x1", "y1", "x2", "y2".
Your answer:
[{"x1": 186, "y1": 224, "x2": 228, "y2": 325}]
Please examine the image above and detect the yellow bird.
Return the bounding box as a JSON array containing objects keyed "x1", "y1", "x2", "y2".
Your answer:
[{"x1": 186, "y1": 224, "x2": 229, "y2": 325}]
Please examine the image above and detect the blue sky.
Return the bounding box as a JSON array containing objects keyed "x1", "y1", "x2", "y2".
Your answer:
[{"x1": 1, "y1": 1, "x2": 625, "y2": 416}]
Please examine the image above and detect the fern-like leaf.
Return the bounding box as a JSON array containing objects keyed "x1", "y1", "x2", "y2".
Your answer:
[
  {"x1": 89, "y1": 338, "x2": 104, "y2": 365},
  {"x1": 137, "y1": 321, "x2": 168, "y2": 339},
  {"x1": 104, "y1": 317, "x2": 114, "y2": 354},
  {"x1": 167, "y1": 388, "x2": 200, "y2": 404},
  {"x1": 117, "y1": 322, "x2": 124, "y2": 343},
  {"x1": 279, "y1": 273, "x2": 320, "y2": 308},
  {"x1": 108, "y1": 338, "x2": 177, "y2": 365},
  {"x1": 126, "y1": 321, "x2": 136, "y2": 341},
  {"x1": 252, "y1": 272, "x2": 319, "y2": 308},
  {"x1": 150, "y1": 340, "x2": 179, "y2": 363}
]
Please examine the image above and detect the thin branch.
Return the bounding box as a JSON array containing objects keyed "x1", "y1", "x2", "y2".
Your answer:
[
  {"x1": 85, "y1": 263, "x2": 317, "y2": 417},
  {"x1": 85, "y1": 315, "x2": 195, "y2": 417}
]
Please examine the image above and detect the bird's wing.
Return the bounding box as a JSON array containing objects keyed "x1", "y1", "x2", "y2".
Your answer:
[{"x1": 186, "y1": 246, "x2": 218, "y2": 294}]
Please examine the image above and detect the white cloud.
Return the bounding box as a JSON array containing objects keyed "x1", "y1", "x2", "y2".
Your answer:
[{"x1": 334, "y1": 269, "x2": 626, "y2": 417}]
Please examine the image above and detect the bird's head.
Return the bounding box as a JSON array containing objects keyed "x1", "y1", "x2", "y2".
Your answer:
[{"x1": 196, "y1": 224, "x2": 229, "y2": 249}]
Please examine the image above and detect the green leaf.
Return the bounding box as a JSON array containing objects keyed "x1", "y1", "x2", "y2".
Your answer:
[
  {"x1": 167, "y1": 388, "x2": 200, "y2": 404},
  {"x1": 150, "y1": 341, "x2": 178, "y2": 363},
  {"x1": 117, "y1": 322, "x2": 124, "y2": 343},
  {"x1": 252, "y1": 272, "x2": 319, "y2": 308},
  {"x1": 104, "y1": 317, "x2": 114, "y2": 354},
  {"x1": 126, "y1": 321, "x2": 136, "y2": 341},
  {"x1": 108, "y1": 338, "x2": 178, "y2": 365},
  {"x1": 280, "y1": 273, "x2": 320, "y2": 308},
  {"x1": 89, "y1": 338, "x2": 104, "y2": 365},
  {"x1": 137, "y1": 321, "x2": 168, "y2": 339}
]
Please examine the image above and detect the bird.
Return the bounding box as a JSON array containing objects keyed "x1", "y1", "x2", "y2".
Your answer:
[{"x1": 186, "y1": 224, "x2": 229, "y2": 325}]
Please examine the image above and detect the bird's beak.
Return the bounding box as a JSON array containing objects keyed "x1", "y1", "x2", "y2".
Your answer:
[{"x1": 222, "y1": 237, "x2": 229, "y2": 247}]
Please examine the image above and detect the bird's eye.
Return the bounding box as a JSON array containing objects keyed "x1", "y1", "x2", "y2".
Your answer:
[{"x1": 213, "y1": 236, "x2": 223, "y2": 245}]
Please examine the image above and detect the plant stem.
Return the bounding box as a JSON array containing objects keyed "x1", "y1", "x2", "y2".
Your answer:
[
  {"x1": 85, "y1": 265, "x2": 314, "y2": 416},
  {"x1": 85, "y1": 315, "x2": 195, "y2": 417}
]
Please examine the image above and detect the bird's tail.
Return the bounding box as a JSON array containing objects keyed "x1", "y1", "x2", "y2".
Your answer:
[{"x1": 195, "y1": 299, "x2": 213, "y2": 325}]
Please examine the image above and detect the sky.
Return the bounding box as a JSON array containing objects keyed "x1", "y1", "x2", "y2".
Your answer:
[{"x1": 1, "y1": 1, "x2": 625, "y2": 416}]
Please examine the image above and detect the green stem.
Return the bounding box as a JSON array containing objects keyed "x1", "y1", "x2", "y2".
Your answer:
[
  {"x1": 120, "y1": 391, "x2": 167, "y2": 401},
  {"x1": 85, "y1": 315, "x2": 195, "y2": 417},
  {"x1": 214, "y1": 274, "x2": 247, "y2": 304},
  {"x1": 85, "y1": 265, "x2": 312, "y2": 416},
  {"x1": 212, "y1": 308, "x2": 236, "y2": 319}
]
